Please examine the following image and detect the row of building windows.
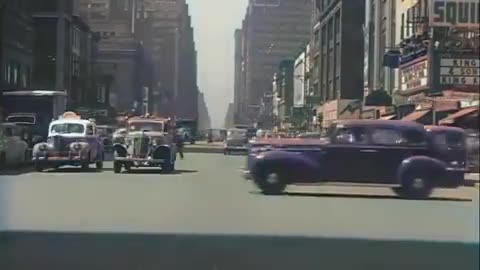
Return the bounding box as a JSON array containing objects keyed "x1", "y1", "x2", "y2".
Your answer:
[{"x1": 2, "y1": 61, "x2": 31, "y2": 88}]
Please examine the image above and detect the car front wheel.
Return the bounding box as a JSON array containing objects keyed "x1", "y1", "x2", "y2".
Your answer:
[
  {"x1": 395, "y1": 171, "x2": 433, "y2": 199},
  {"x1": 34, "y1": 161, "x2": 44, "y2": 172},
  {"x1": 113, "y1": 161, "x2": 122, "y2": 174},
  {"x1": 254, "y1": 166, "x2": 287, "y2": 195}
]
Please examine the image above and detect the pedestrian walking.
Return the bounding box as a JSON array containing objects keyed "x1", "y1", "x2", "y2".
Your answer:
[{"x1": 175, "y1": 132, "x2": 185, "y2": 159}]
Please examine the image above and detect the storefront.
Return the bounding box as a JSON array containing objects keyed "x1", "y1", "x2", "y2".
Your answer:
[{"x1": 321, "y1": 99, "x2": 362, "y2": 128}]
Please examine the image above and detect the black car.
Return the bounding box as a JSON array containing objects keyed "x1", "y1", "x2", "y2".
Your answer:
[{"x1": 249, "y1": 120, "x2": 467, "y2": 199}]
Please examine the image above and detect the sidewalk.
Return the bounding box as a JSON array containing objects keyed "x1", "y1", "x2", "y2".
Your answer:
[
  {"x1": 184, "y1": 141, "x2": 224, "y2": 154},
  {"x1": 465, "y1": 173, "x2": 479, "y2": 188}
]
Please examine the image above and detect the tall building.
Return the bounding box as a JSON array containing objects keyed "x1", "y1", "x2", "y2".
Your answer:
[
  {"x1": 80, "y1": 0, "x2": 198, "y2": 119},
  {"x1": 224, "y1": 102, "x2": 234, "y2": 128},
  {"x1": 366, "y1": 0, "x2": 397, "y2": 96},
  {"x1": 197, "y1": 91, "x2": 211, "y2": 130},
  {"x1": 312, "y1": 0, "x2": 365, "y2": 128},
  {"x1": 79, "y1": 0, "x2": 147, "y2": 114},
  {"x1": 30, "y1": 0, "x2": 98, "y2": 108},
  {"x1": 175, "y1": 1, "x2": 198, "y2": 121},
  {"x1": 0, "y1": 0, "x2": 34, "y2": 91},
  {"x1": 239, "y1": 0, "x2": 311, "y2": 125},
  {"x1": 233, "y1": 28, "x2": 243, "y2": 125}
]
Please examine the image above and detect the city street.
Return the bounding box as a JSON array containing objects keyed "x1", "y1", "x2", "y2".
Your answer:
[
  {"x1": 0, "y1": 153, "x2": 478, "y2": 242},
  {"x1": 0, "y1": 153, "x2": 479, "y2": 269}
]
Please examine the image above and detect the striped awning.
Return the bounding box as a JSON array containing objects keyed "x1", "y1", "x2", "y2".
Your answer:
[
  {"x1": 401, "y1": 110, "x2": 430, "y2": 121},
  {"x1": 439, "y1": 106, "x2": 479, "y2": 125},
  {"x1": 379, "y1": 115, "x2": 395, "y2": 120}
]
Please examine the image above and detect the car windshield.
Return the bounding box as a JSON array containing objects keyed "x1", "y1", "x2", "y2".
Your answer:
[
  {"x1": 6, "y1": 116, "x2": 35, "y2": 124},
  {"x1": 50, "y1": 123, "x2": 84, "y2": 134},
  {"x1": 227, "y1": 129, "x2": 246, "y2": 138},
  {"x1": 128, "y1": 122, "x2": 164, "y2": 132}
]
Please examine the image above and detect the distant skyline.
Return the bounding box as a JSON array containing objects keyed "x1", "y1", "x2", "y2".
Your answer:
[{"x1": 187, "y1": 0, "x2": 249, "y2": 128}]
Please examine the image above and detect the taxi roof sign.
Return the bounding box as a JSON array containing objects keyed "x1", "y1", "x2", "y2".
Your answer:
[{"x1": 61, "y1": 111, "x2": 81, "y2": 120}]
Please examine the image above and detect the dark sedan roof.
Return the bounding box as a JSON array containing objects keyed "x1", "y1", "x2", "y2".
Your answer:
[{"x1": 334, "y1": 120, "x2": 425, "y2": 131}]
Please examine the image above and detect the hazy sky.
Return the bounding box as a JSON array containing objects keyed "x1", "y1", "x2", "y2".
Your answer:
[{"x1": 187, "y1": 0, "x2": 249, "y2": 128}]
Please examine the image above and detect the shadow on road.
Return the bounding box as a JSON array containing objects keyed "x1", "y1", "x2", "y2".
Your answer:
[
  {"x1": 44, "y1": 167, "x2": 102, "y2": 174},
  {"x1": 0, "y1": 166, "x2": 35, "y2": 176},
  {"x1": 0, "y1": 231, "x2": 477, "y2": 270},
  {"x1": 249, "y1": 191, "x2": 472, "y2": 202},
  {"x1": 122, "y1": 169, "x2": 198, "y2": 175}
]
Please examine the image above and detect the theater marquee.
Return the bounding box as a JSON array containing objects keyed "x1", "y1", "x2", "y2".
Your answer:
[
  {"x1": 400, "y1": 58, "x2": 429, "y2": 93},
  {"x1": 438, "y1": 57, "x2": 479, "y2": 90}
]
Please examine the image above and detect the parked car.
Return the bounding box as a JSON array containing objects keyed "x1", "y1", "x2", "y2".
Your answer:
[
  {"x1": 248, "y1": 120, "x2": 466, "y2": 199},
  {"x1": 32, "y1": 112, "x2": 105, "y2": 172},
  {"x1": 113, "y1": 115, "x2": 176, "y2": 174},
  {"x1": 224, "y1": 128, "x2": 248, "y2": 155},
  {"x1": 0, "y1": 123, "x2": 29, "y2": 169}
]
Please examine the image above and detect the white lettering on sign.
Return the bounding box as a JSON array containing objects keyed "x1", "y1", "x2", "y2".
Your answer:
[
  {"x1": 430, "y1": 0, "x2": 479, "y2": 28},
  {"x1": 440, "y1": 58, "x2": 479, "y2": 67},
  {"x1": 440, "y1": 58, "x2": 480, "y2": 86},
  {"x1": 440, "y1": 67, "x2": 479, "y2": 76},
  {"x1": 440, "y1": 76, "x2": 479, "y2": 85},
  {"x1": 400, "y1": 60, "x2": 429, "y2": 92}
]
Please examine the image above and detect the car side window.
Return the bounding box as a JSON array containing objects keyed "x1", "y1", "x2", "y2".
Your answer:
[
  {"x1": 371, "y1": 128, "x2": 405, "y2": 145},
  {"x1": 334, "y1": 127, "x2": 368, "y2": 144},
  {"x1": 404, "y1": 129, "x2": 426, "y2": 145},
  {"x1": 86, "y1": 125, "x2": 94, "y2": 136},
  {"x1": 4, "y1": 127, "x2": 14, "y2": 137}
]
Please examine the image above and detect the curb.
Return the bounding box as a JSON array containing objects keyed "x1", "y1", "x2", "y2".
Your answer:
[{"x1": 184, "y1": 147, "x2": 225, "y2": 154}]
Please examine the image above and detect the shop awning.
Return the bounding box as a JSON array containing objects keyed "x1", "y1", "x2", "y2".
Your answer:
[
  {"x1": 379, "y1": 115, "x2": 396, "y2": 120},
  {"x1": 439, "y1": 106, "x2": 479, "y2": 125},
  {"x1": 401, "y1": 110, "x2": 430, "y2": 121}
]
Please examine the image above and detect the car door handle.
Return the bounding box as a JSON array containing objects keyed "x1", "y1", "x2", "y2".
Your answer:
[{"x1": 360, "y1": 149, "x2": 378, "y2": 153}]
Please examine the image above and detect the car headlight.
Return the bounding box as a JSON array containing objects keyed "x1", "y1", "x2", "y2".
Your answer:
[
  {"x1": 70, "y1": 143, "x2": 83, "y2": 152},
  {"x1": 38, "y1": 144, "x2": 48, "y2": 151}
]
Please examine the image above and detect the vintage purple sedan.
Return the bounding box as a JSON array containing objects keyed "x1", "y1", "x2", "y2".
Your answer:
[
  {"x1": 32, "y1": 112, "x2": 104, "y2": 172},
  {"x1": 248, "y1": 120, "x2": 466, "y2": 199}
]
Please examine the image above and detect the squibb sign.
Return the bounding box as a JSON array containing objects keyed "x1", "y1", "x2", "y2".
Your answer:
[{"x1": 430, "y1": 0, "x2": 479, "y2": 28}]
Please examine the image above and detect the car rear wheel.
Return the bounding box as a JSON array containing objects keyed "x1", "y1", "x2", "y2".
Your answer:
[
  {"x1": 162, "y1": 161, "x2": 175, "y2": 174},
  {"x1": 113, "y1": 161, "x2": 122, "y2": 174},
  {"x1": 254, "y1": 166, "x2": 287, "y2": 195},
  {"x1": 395, "y1": 171, "x2": 433, "y2": 199},
  {"x1": 34, "y1": 161, "x2": 44, "y2": 172},
  {"x1": 81, "y1": 163, "x2": 89, "y2": 170},
  {"x1": 96, "y1": 160, "x2": 103, "y2": 171}
]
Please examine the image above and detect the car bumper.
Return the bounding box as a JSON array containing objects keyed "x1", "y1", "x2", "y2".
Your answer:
[
  {"x1": 114, "y1": 157, "x2": 165, "y2": 164},
  {"x1": 33, "y1": 156, "x2": 89, "y2": 166},
  {"x1": 242, "y1": 170, "x2": 252, "y2": 180}
]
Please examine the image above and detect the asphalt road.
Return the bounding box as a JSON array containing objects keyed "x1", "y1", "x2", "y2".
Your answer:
[
  {"x1": 0, "y1": 153, "x2": 478, "y2": 269},
  {"x1": 0, "y1": 153, "x2": 478, "y2": 240}
]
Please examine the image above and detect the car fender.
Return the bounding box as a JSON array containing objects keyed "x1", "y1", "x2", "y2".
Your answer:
[
  {"x1": 251, "y1": 150, "x2": 320, "y2": 181},
  {"x1": 397, "y1": 155, "x2": 446, "y2": 183},
  {"x1": 113, "y1": 143, "x2": 128, "y2": 157},
  {"x1": 32, "y1": 142, "x2": 49, "y2": 157}
]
